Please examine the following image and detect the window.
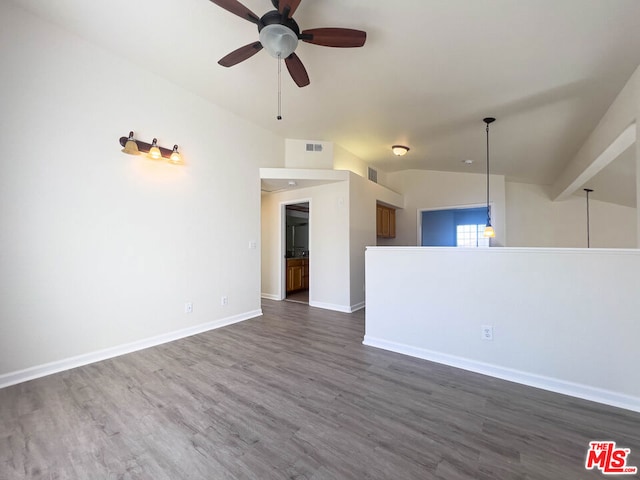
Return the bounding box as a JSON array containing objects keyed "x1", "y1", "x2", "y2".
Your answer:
[
  {"x1": 456, "y1": 224, "x2": 490, "y2": 248},
  {"x1": 421, "y1": 207, "x2": 491, "y2": 247}
]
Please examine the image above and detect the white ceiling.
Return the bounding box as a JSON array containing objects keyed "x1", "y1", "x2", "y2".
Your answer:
[{"x1": 14, "y1": 0, "x2": 640, "y2": 205}]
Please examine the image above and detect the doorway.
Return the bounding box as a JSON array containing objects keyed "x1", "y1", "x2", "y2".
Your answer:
[{"x1": 283, "y1": 202, "x2": 310, "y2": 304}]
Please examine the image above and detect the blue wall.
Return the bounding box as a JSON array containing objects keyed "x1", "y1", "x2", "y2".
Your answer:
[{"x1": 421, "y1": 207, "x2": 487, "y2": 246}]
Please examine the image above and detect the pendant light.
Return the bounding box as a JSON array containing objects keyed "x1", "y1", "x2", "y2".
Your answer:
[{"x1": 483, "y1": 117, "x2": 496, "y2": 238}]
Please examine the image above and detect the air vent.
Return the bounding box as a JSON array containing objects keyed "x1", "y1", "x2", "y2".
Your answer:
[
  {"x1": 306, "y1": 143, "x2": 323, "y2": 152},
  {"x1": 368, "y1": 167, "x2": 378, "y2": 183}
]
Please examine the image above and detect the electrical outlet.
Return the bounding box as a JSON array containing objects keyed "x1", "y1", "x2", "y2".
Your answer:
[
  {"x1": 249, "y1": 241, "x2": 257, "y2": 249},
  {"x1": 481, "y1": 325, "x2": 493, "y2": 341},
  {"x1": 185, "y1": 302, "x2": 193, "y2": 314},
  {"x1": 221, "y1": 296, "x2": 228, "y2": 306}
]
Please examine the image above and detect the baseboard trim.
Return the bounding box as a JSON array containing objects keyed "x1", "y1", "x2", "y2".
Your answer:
[
  {"x1": 309, "y1": 301, "x2": 352, "y2": 313},
  {"x1": 0, "y1": 309, "x2": 263, "y2": 390},
  {"x1": 363, "y1": 335, "x2": 640, "y2": 413},
  {"x1": 261, "y1": 293, "x2": 280, "y2": 301},
  {"x1": 262, "y1": 295, "x2": 363, "y2": 313},
  {"x1": 350, "y1": 301, "x2": 365, "y2": 312}
]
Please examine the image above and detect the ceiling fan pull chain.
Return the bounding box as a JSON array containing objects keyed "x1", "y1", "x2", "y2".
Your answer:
[{"x1": 277, "y1": 54, "x2": 283, "y2": 120}]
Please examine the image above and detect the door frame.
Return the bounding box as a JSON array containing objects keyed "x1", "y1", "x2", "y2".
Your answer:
[{"x1": 280, "y1": 198, "x2": 312, "y2": 300}]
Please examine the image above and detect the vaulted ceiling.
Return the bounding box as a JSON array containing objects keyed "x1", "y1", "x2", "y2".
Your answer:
[{"x1": 14, "y1": 0, "x2": 640, "y2": 205}]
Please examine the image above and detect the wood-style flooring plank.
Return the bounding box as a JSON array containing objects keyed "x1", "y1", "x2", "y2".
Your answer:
[{"x1": 1, "y1": 299, "x2": 639, "y2": 479}]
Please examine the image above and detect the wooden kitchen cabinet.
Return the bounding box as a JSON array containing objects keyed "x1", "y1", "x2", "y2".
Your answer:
[
  {"x1": 287, "y1": 258, "x2": 309, "y2": 293},
  {"x1": 376, "y1": 204, "x2": 396, "y2": 238},
  {"x1": 303, "y1": 261, "x2": 309, "y2": 289}
]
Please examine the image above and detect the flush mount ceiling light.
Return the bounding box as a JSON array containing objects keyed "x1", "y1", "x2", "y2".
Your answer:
[
  {"x1": 392, "y1": 145, "x2": 410, "y2": 156},
  {"x1": 462, "y1": 159, "x2": 474, "y2": 165},
  {"x1": 119, "y1": 132, "x2": 183, "y2": 164},
  {"x1": 483, "y1": 117, "x2": 496, "y2": 238}
]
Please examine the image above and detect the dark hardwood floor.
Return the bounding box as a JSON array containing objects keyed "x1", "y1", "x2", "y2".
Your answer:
[
  {"x1": 1, "y1": 300, "x2": 639, "y2": 479},
  {"x1": 285, "y1": 289, "x2": 309, "y2": 304}
]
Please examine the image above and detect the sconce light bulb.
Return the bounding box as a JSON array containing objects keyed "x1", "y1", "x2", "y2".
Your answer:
[
  {"x1": 149, "y1": 138, "x2": 162, "y2": 160},
  {"x1": 169, "y1": 145, "x2": 182, "y2": 164},
  {"x1": 123, "y1": 131, "x2": 140, "y2": 155}
]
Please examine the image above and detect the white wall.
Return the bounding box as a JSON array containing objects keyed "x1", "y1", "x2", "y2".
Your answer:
[
  {"x1": 261, "y1": 182, "x2": 351, "y2": 311},
  {"x1": 285, "y1": 139, "x2": 334, "y2": 169},
  {"x1": 333, "y1": 144, "x2": 369, "y2": 179},
  {"x1": 507, "y1": 182, "x2": 637, "y2": 248},
  {"x1": 0, "y1": 2, "x2": 284, "y2": 380},
  {"x1": 381, "y1": 169, "x2": 507, "y2": 247},
  {"x1": 365, "y1": 247, "x2": 640, "y2": 412},
  {"x1": 261, "y1": 171, "x2": 403, "y2": 312}
]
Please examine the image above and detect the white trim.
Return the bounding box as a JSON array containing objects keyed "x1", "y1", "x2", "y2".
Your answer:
[
  {"x1": 365, "y1": 245, "x2": 640, "y2": 256},
  {"x1": 280, "y1": 198, "x2": 312, "y2": 301},
  {"x1": 261, "y1": 293, "x2": 280, "y2": 301},
  {"x1": 309, "y1": 301, "x2": 353, "y2": 313},
  {"x1": 350, "y1": 301, "x2": 366, "y2": 312},
  {"x1": 0, "y1": 310, "x2": 262, "y2": 390},
  {"x1": 363, "y1": 335, "x2": 640, "y2": 414}
]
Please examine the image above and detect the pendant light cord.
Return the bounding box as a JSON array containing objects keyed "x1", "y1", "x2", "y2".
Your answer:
[
  {"x1": 486, "y1": 122, "x2": 491, "y2": 225},
  {"x1": 587, "y1": 193, "x2": 590, "y2": 248},
  {"x1": 585, "y1": 188, "x2": 593, "y2": 248}
]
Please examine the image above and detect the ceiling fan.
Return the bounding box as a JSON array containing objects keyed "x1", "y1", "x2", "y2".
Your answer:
[{"x1": 210, "y1": 0, "x2": 367, "y2": 88}]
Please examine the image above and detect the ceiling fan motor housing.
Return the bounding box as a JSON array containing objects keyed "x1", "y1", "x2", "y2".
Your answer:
[{"x1": 258, "y1": 10, "x2": 300, "y2": 58}]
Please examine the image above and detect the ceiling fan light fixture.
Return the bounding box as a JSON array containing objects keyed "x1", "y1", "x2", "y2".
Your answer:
[
  {"x1": 259, "y1": 24, "x2": 299, "y2": 59},
  {"x1": 392, "y1": 145, "x2": 410, "y2": 156}
]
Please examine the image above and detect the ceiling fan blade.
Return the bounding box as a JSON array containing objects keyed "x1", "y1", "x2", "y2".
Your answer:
[
  {"x1": 285, "y1": 53, "x2": 310, "y2": 87},
  {"x1": 218, "y1": 42, "x2": 263, "y2": 67},
  {"x1": 278, "y1": 0, "x2": 302, "y2": 18},
  {"x1": 208, "y1": 0, "x2": 260, "y2": 25},
  {"x1": 300, "y1": 28, "x2": 367, "y2": 48}
]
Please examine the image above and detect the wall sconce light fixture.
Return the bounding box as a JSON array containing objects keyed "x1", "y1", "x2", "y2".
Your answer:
[{"x1": 119, "y1": 131, "x2": 182, "y2": 164}]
